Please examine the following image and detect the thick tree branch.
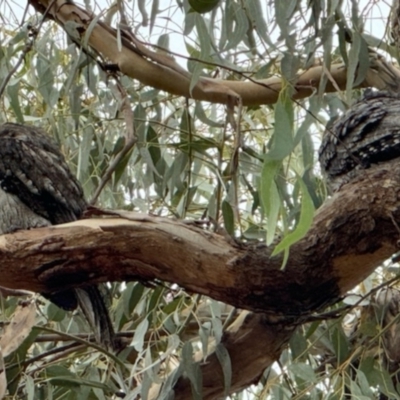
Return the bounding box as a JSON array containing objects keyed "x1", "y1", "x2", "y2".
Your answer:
[
  {"x1": 1, "y1": 160, "x2": 400, "y2": 397},
  {"x1": 28, "y1": 0, "x2": 399, "y2": 107},
  {"x1": 1, "y1": 161, "x2": 400, "y2": 318},
  {"x1": 11, "y1": 2, "x2": 400, "y2": 397},
  {"x1": 167, "y1": 312, "x2": 293, "y2": 400}
]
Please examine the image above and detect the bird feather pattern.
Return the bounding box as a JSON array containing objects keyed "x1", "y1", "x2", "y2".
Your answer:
[{"x1": 0, "y1": 123, "x2": 116, "y2": 349}]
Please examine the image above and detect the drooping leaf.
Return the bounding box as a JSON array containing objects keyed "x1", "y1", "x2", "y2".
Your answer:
[
  {"x1": 131, "y1": 317, "x2": 149, "y2": 352},
  {"x1": 267, "y1": 91, "x2": 294, "y2": 160},
  {"x1": 260, "y1": 159, "x2": 281, "y2": 245},
  {"x1": 272, "y1": 176, "x2": 315, "y2": 258},
  {"x1": 215, "y1": 344, "x2": 232, "y2": 396},
  {"x1": 221, "y1": 200, "x2": 235, "y2": 235},
  {"x1": 182, "y1": 342, "x2": 203, "y2": 400}
]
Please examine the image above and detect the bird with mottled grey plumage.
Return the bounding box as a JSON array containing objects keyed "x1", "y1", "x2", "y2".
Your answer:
[
  {"x1": 0, "y1": 123, "x2": 116, "y2": 349},
  {"x1": 319, "y1": 91, "x2": 400, "y2": 192}
]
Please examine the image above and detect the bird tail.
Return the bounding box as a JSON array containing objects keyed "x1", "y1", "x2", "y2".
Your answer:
[
  {"x1": 75, "y1": 286, "x2": 117, "y2": 350},
  {"x1": 43, "y1": 285, "x2": 118, "y2": 350}
]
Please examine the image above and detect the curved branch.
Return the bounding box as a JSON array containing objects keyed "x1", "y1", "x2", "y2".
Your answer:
[
  {"x1": 1, "y1": 161, "x2": 400, "y2": 318},
  {"x1": 0, "y1": 160, "x2": 400, "y2": 399},
  {"x1": 0, "y1": 159, "x2": 399, "y2": 398},
  {"x1": 28, "y1": 0, "x2": 398, "y2": 107}
]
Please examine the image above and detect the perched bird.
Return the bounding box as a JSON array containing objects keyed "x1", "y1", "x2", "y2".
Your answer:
[
  {"x1": 319, "y1": 91, "x2": 400, "y2": 192},
  {"x1": 0, "y1": 123, "x2": 115, "y2": 348}
]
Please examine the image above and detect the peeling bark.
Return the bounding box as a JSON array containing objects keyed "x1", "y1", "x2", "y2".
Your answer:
[
  {"x1": 10, "y1": 1, "x2": 400, "y2": 397},
  {"x1": 0, "y1": 162, "x2": 400, "y2": 397},
  {"x1": 0, "y1": 162, "x2": 399, "y2": 317}
]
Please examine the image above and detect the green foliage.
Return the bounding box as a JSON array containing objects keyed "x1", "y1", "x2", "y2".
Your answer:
[{"x1": 0, "y1": 0, "x2": 398, "y2": 399}]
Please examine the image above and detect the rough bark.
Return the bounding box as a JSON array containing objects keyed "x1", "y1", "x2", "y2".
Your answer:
[
  {"x1": 10, "y1": 1, "x2": 400, "y2": 397},
  {"x1": 0, "y1": 162, "x2": 398, "y2": 316},
  {"x1": 1, "y1": 161, "x2": 400, "y2": 398},
  {"x1": 28, "y1": 0, "x2": 400, "y2": 107}
]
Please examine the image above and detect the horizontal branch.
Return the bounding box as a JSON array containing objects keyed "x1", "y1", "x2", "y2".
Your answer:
[
  {"x1": 11, "y1": 4, "x2": 400, "y2": 396},
  {"x1": 1, "y1": 161, "x2": 400, "y2": 320},
  {"x1": 29, "y1": 0, "x2": 398, "y2": 107},
  {"x1": 2, "y1": 146, "x2": 396, "y2": 398},
  {"x1": 2, "y1": 156, "x2": 399, "y2": 399}
]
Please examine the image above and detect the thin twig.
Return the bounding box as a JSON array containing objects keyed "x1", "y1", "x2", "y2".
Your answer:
[
  {"x1": 0, "y1": 285, "x2": 33, "y2": 298},
  {"x1": 34, "y1": 331, "x2": 134, "y2": 342},
  {"x1": 305, "y1": 275, "x2": 400, "y2": 322},
  {"x1": 0, "y1": 0, "x2": 56, "y2": 99},
  {"x1": 0, "y1": 39, "x2": 32, "y2": 99},
  {"x1": 183, "y1": 98, "x2": 192, "y2": 217}
]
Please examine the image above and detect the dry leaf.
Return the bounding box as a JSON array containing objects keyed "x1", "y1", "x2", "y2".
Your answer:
[{"x1": 0, "y1": 301, "x2": 36, "y2": 358}]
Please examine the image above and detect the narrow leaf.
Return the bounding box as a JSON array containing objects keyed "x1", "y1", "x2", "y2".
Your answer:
[
  {"x1": 272, "y1": 177, "x2": 315, "y2": 256},
  {"x1": 130, "y1": 318, "x2": 149, "y2": 351},
  {"x1": 267, "y1": 92, "x2": 294, "y2": 160},
  {"x1": 260, "y1": 160, "x2": 281, "y2": 245},
  {"x1": 182, "y1": 342, "x2": 203, "y2": 400},
  {"x1": 215, "y1": 344, "x2": 232, "y2": 397},
  {"x1": 221, "y1": 200, "x2": 235, "y2": 235}
]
